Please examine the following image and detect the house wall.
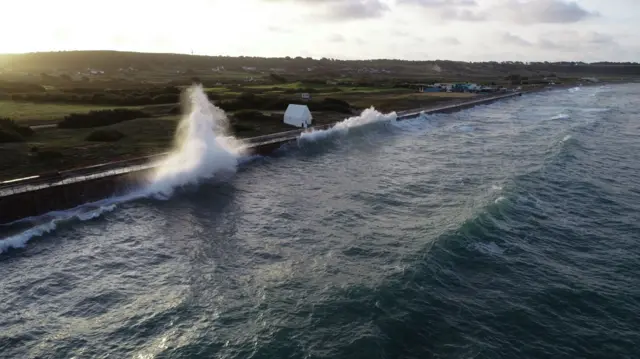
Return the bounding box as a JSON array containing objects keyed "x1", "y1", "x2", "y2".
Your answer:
[{"x1": 284, "y1": 115, "x2": 310, "y2": 128}]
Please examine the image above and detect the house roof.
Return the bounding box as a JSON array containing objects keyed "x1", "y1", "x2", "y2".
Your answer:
[{"x1": 285, "y1": 104, "x2": 311, "y2": 118}]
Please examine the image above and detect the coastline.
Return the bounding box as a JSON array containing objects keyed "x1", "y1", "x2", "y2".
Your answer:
[
  {"x1": 0, "y1": 83, "x2": 624, "y2": 224},
  {"x1": 1, "y1": 91, "x2": 521, "y2": 191},
  {"x1": 0, "y1": 80, "x2": 619, "y2": 189}
]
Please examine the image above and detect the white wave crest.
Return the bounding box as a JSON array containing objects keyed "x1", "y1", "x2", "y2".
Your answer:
[
  {"x1": 298, "y1": 107, "x2": 397, "y2": 143},
  {"x1": 1, "y1": 85, "x2": 246, "y2": 253},
  {"x1": 143, "y1": 85, "x2": 247, "y2": 197},
  {"x1": 0, "y1": 203, "x2": 117, "y2": 253}
]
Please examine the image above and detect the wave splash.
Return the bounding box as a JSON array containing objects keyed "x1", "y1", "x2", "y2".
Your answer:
[
  {"x1": 0, "y1": 85, "x2": 246, "y2": 253},
  {"x1": 298, "y1": 107, "x2": 397, "y2": 143},
  {"x1": 143, "y1": 85, "x2": 246, "y2": 198},
  {"x1": 2, "y1": 97, "x2": 402, "y2": 253}
]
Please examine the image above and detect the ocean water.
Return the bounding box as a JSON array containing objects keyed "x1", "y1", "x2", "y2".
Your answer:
[{"x1": 2, "y1": 84, "x2": 640, "y2": 358}]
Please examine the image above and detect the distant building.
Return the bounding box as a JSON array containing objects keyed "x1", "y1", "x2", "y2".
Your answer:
[
  {"x1": 284, "y1": 104, "x2": 312, "y2": 128},
  {"x1": 466, "y1": 83, "x2": 481, "y2": 92},
  {"x1": 301, "y1": 93, "x2": 311, "y2": 100}
]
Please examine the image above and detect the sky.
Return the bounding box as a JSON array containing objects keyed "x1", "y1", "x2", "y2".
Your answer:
[{"x1": 1, "y1": 0, "x2": 638, "y2": 62}]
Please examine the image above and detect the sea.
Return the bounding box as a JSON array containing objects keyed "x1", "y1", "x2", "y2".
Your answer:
[{"x1": 1, "y1": 84, "x2": 639, "y2": 359}]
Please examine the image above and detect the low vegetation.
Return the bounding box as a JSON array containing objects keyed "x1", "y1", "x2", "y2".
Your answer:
[
  {"x1": 86, "y1": 129, "x2": 125, "y2": 142},
  {"x1": 0, "y1": 100, "x2": 140, "y2": 125},
  {"x1": 57, "y1": 109, "x2": 149, "y2": 129},
  {"x1": 0, "y1": 50, "x2": 635, "y2": 180},
  {"x1": 0, "y1": 117, "x2": 34, "y2": 143}
]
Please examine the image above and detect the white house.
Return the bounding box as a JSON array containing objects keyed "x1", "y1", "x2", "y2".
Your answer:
[{"x1": 284, "y1": 104, "x2": 312, "y2": 128}]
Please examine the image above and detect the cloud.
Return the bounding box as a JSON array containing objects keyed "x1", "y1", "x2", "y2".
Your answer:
[
  {"x1": 396, "y1": 0, "x2": 477, "y2": 6},
  {"x1": 391, "y1": 30, "x2": 410, "y2": 37},
  {"x1": 491, "y1": 0, "x2": 599, "y2": 24},
  {"x1": 267, "y1": 25, "x2": 293, "y2": 33},
  {"x1": 263, "y1": 0, "x2": 390, "y2": 20},
  {"x1": 537, "y1": 31, "x2": 618, "y2": 53},
  {"x1": 439, "y1": 7, "x2": 485, "y2": 21},
  {"x1": 584, "y1": 32, "x2": 615, "y2": 45},
  {"x1": 329, "y1": 0, "x2": 390, "y2": 19},
  {"x1": 501, "y1": 32, "x2": 533, "y2": 46},
  {"x1": 440, "y1": 36, "x2": 461, "y2": 45},
  {"x1": 396, "y1": 0, "x2": 597, "y2": 24},
  {"x1": 499, "y1": 30, "x2": 620, "y2": 53},
  {"x1": 328, "y1": 34, "x2": 346, "y2": 42},
  {"x1": 396, "y1": 0, "x2": 484, "y2": 21}
]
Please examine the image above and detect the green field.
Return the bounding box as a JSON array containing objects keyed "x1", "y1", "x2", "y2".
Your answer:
[{"x1": 0, "y1": 101, "x2": 140, "y2": 125}]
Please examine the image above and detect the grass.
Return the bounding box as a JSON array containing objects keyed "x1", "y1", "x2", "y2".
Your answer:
[
  {"x1": 245, "y1": 82, "x2": 305, "y2": 90},
  {"x1": 423, "y1": 92, "x2": 476, "y2": 98},
  {"x1": 0, "y1": 118, "x2": 180, "y2": 178},
  {"x1": 0, "y1": 101, "x2": 141, "y2": 125}
]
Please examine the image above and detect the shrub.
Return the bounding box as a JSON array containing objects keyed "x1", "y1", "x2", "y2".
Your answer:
[
  {"x1": 233, "y1": 110, "x2": 271, "y2": 122},
  {"x1": 151, "y1": 93, "x2": 179, "y2": 104},
  {"x1": 58, "y1": 109, "x2": 148, "y2": 129},
  {"x1": 317, "y1": 98, "x2": 352, "y2": 113},
  {"x1": 0, "y1": 81, "x2": 46, "y2": 93},
  {"x1": 269, "y1": 73, "x2": 287, "y2": 83},
  {"x1": 0, "y1": 117, "x2": 34, "y2": 137},
  {"x1": 162, "y1": 86, "x2": 181, "y2": 94},
  {"x1": 232, "y1": 123, "x2": 257, "y2": 134},
  {"x1": 86, "y1": 129, "x2": 125, "y2": 142},
  {"x1": 0, "y1": 129, "x2": 24, "y2": 143},
  {"x1": 35, "y1": 150, "x2": 63, "y2": 161},
  {"x1": 323, "y1": 97, "x2": 350, "y2": 108}
]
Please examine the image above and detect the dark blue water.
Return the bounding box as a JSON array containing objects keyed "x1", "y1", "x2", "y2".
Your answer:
[{"x1": 2, "y1": 84, "x2": 640, "y2": 358}]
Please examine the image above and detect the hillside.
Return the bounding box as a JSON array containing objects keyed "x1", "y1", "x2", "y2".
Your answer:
[
  {"x1": 0, "y1": 51, "x2": 638, "y2": 86},
  {"x1": 0, "y1": 50, "x2": 637, "y2": 180}
]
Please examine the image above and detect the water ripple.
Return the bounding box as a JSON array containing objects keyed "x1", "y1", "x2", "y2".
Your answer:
[{"x1": 2, "y1": 84, "x2": 640, "y2": 358}]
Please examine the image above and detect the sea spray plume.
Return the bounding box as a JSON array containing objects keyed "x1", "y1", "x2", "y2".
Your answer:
[
  {"x1": 146, "y1": 85, "x2": 247, "y2": 197},
  {"x1": 298, "y1": 106, "x2": 397, "y2": 142},
  {"x1": 0, "y1": 85, "x2": 247, "y2": 252}
]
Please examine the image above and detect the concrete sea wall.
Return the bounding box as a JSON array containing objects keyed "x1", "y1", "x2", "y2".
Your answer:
[{"x1": 0, "y1": 92, "x2": 522, "y2": 224}]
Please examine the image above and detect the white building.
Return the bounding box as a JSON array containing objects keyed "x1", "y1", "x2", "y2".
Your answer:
[{"x1": 284, "y1": 104, "x2": 312, "y2": 128}]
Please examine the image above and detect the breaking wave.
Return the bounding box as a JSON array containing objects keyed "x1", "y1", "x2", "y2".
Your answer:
[
  {"x1": 0, "y1": 97, "x2": 400, "y2": 253},
  {"x1": 143, "y1": 85, "x2": 247, "y2": 198},
  {"x1": 298, "y1": 107, "x2": 397, "y2": 143},
  {"x1": 0, "y1": 85, "x2": 247, "y2": 253}
]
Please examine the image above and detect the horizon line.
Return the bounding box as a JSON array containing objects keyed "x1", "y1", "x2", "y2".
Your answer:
[{"x1": 0, "y1": 49, "x2": 638, "y2": 65}]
